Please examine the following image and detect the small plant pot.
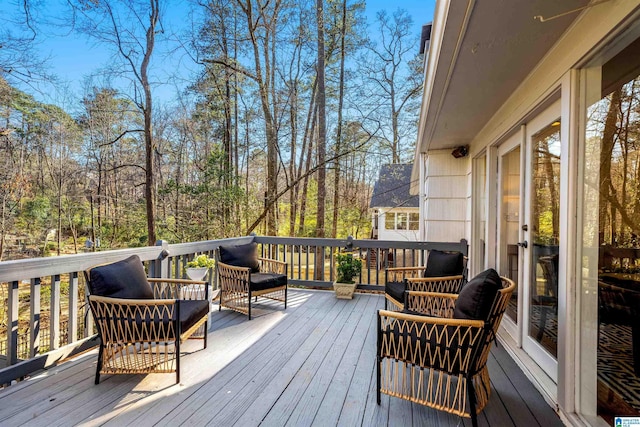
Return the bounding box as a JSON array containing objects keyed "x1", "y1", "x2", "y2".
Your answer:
[
  {"x1": 186, "y1": 267, "x2": 209, "y2": 281},
  {"x1": 333, "y1": 281, "x2": 357, "y2": 299}
]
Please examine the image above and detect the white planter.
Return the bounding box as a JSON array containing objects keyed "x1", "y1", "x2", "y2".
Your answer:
[
  {"x1": 333, "y1": 282, "x2": 357, "y2": 299},
  {"x1": 186, "y1": 267, "x2": 209, "y2": 281}
]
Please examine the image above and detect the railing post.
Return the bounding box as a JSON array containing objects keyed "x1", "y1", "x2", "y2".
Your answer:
[
  {"x1": 50, "y1": 274, "x2": 61, "y2": 350},
  {"x1": 68, "y1": 272, "x2": 79, "y2": 344},
  {"x1": 153, "y1": 240, "x2": 170, "y2": 278},
  {"x1": 30, "y1": 277, "x2": 41, "y2": 358},
  {"x1": 460, "y1": 238, "x2": 469, "y2": 256},
  {"x1": 7, "y1": 281, "x2": 19, "y2": 365}
]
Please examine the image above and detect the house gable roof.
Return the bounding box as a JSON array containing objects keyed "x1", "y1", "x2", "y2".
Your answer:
[{"x1": 370, "y1": 164, "x2": 419, "y2": 209}]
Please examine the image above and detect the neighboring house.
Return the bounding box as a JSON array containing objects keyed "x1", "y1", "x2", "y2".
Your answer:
[
  {"x1": 369, "y1": 164, "x2": 419, "y2": 241},
  {"x1": 413, "y1": 1, "x2": 640, "y2": 425}
]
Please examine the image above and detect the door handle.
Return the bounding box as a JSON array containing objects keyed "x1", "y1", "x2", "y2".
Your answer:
[{"x1": 517, "y1": 241, "x2": 528, "y2": 248}]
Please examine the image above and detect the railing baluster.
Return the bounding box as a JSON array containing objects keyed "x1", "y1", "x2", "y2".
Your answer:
[
  {"x1": 7, "y1": 280, "x2": 19, "y2": 365},
  {"x1": 329, "y1": 250, "x2": 335, "y2": 282},
  {"x1": 305, "y1": 246, "x2": 309, "y2": 281},
  {"x1": 30, "y1": 277, "x2": 41, "y2": 358},
  {"x1": 68, "y1": 272, "x2": 78, "y2": 344},
  {"x1": 50, "y1": 274, "x2": 61, "y2": 351},
  {"x1": 84, "y1": 278, "x2": 93, "y2": 338}
]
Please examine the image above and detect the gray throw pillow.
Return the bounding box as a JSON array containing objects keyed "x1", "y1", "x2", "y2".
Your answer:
[
  {"x1": 452, "y1": 268, "x2": 501, "y2": 320},
  {"x1": 424, "y1": 250, "x2": 464, "y2": 277},
  {"x1": 219, "y1": 242, "x2": 260, "y2": 273},
  {"x1": 89, "y1": 255, "x2": 153, "y2": 299}
]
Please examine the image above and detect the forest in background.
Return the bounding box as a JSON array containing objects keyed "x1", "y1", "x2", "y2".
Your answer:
[{"x1": 0, "y1": 0, "x2": 424, "y2": 260}]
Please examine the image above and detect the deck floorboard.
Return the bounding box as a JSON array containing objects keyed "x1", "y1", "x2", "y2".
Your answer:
[{"x1": 0, "y1": 290, "x2": 564, "y2": 426}]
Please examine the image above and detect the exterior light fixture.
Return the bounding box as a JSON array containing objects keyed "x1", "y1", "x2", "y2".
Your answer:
[{"x1": 451, "y1": 145, "x2": 469, "y2": 159}]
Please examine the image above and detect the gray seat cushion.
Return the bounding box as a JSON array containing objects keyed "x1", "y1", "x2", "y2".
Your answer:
[
  {"x1": 385, "y1": 281, "x2": 406, "y2": 304},
  {"x1": 178, "y1": 300, "x2": 210, "y2": 332},
  {"x1": 250, "y1": 272, "x2": 287, "y2": 292},
  {"x1": 88, "y1": 255, "x2": 153, "y2": 299}
]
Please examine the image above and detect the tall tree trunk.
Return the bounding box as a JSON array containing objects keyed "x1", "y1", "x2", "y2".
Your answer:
[
  {"x1": 599, "y1": 88, "x2": 622, "y2": 244},
  {"x1": 240, "y1": 0, "x2": 279, "y2": 235},
  {"x1": 140, "y1": 0, "x2": 159, "y2": 245},
  {"x1": 293, "y1": 81, "x2": 317, "y2": 236},
  {"x1": 331, "y1": 0, "x2": 347, "y2": 238},
  {"x1": 314, "y1": 0, "x2": 327, "y2": 281},
  {"x1": 289, "y1": 85, "x2": 298, "y2": 236},
  {"x1": 298, "y1": 103, "x2": 317, "y2": 236},
  {"x1": 541, "y1": 141, "x2": 558, "y2": 239}
]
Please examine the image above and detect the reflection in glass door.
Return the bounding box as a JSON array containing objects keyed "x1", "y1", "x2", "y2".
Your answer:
[
  {"x1": 498, "y1": 143, "x2": 521, "y2": 324},
  {"x1": 580, "y1": 41, "x2": 640, "y2": 422},
  {"x1": 529, "y1": 121, "x2": 561, "y2": 359}
]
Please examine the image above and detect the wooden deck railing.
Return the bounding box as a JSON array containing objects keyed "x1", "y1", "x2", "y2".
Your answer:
[{"x1": 0, "y1": 235, "x2": 467, "y2": 386}]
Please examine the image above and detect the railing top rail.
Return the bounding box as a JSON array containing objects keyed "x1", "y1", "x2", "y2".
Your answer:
[
  {"x1": 254, "y1": 236, "x2": 468, "y2": 255},
  {"x1": 0, "y1": 246, "x2": 163, "y2": 283},
  {"x1": 167, "y1": 236, "x2": 253, "y2": 256},
  {"x1": 0, "y1": 236, "x2": 468, "y2": 283}
]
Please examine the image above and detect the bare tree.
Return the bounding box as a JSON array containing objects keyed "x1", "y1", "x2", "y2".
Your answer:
[
  {"x1": 0, "y1": 0, "x2": 51, "y2": 87},
  {"x1": 361, "y1": 9, "x2": 422, "y2": 163},
  {"x1": 72, "y1": 0, "x2": 161, "y2": 245}
]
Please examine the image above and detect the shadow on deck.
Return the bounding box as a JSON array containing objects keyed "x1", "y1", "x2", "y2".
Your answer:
[{"x1": 0, "y1": 290, "x2": 563, "y2": 426}]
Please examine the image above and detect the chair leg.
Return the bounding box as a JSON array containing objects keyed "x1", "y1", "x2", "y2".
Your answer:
[
  {"x1": 467, "y1": 377, "x2": 478, "y2": 427},
  {"x1": 284, "y1": 286, "x2": 287, "y2": 310},
  {"x1": 176, "y1": 304, "x2": 181, "y2": 384},
  {"x1": 204, "y1": 320, "x2": 208, "y2": 349},
  {"x1": 94, "y1": 345, "x2": 103, "y2": 385},
  {"x1": 176, "y1": 338, "x2": 181, "y2": 384},
  {"x1": 376, "y1": 359, "x2": 381, "y2": 405},
  {"x1": 376, "y1": 313, "x2": 382, "y2": 405},
  {"x1": 248, "y1": 290, "x2": 252, "y2": 320}
]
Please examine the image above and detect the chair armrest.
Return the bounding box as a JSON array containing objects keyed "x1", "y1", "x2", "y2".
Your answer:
[
  {"x1": 406, "y1": 275, "x2": 464, "y2": 293},
  {"x1": 217, "y1": 261, "x2": 250, "y2": 292},
  {"x1": 148, "y1": 278, "x2": 208, "y2": 300},
  {"x1": 405, "y1": 291, "x2": 458, "y2": 318},
  {"x1": 378, "y1": 309, "x2": 482, "y2": 327},
  {"x1": 258, "y1": 257, "x2": 288, "y2": 275},
  {"x1": 385, "y1": 266, "x2": 424, "y2": 282}
]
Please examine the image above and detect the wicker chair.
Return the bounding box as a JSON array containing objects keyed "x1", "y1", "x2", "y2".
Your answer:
[
  {"x1": 85, "y1": 255, "x2": 210, "y2": 384},
  {"x1": 385, "y1": 249, "x2": 466, "y2": 311},
  {"x1": 217, "y1": 242, "x2": 287, "y2": 320},
  {"x1": 377, "y1": 270, "x2": 515, "y2": 427}
]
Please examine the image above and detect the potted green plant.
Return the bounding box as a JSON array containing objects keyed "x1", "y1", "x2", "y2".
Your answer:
[
  {"x1": 185, "y1": 254, "x2": 215, "y2": 281},
  {"x1": 333, "y1": 252, "x2": 363, "y2": 299}
]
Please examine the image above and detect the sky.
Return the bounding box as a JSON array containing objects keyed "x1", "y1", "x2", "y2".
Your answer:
[{"x1": 1, "y1": 0, "x2": 435, "y2": 109}]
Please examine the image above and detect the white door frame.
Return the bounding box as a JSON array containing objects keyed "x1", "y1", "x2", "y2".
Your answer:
[{"x1": 495, "y1": 131, "x2": 524, "y2": 344}]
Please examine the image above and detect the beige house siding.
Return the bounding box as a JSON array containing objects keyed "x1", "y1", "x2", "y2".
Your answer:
[{"x1": 422, "y1": 149, "x2": 470, "y2": 242}]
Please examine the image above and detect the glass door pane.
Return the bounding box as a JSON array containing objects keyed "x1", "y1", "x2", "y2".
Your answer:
[
  {"x1": 579, "y1": 36, "x2": 640, "y2": 424},
  {"x1": 500, "y1": 146, "x2": 521, "y2": 323},
  {"x1": 529, "y1": 121, "x2": 561, "y2": 358}
]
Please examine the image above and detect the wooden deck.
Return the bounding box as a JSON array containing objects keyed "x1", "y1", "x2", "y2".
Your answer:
[{"x1": 0, "y1": 290, "x2": 564, "y2": 426}]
